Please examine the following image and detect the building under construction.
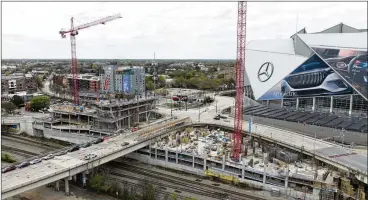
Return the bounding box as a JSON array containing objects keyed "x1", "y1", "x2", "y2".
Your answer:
[{"x1": 35, "y1": 97, "x2": 157, "y2": 139}]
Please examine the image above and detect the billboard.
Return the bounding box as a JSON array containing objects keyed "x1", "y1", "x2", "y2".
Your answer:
[
  {"x1": 259, "y1": 54, "x2": 353, "y2": 100},
  {"x1": 312, "y1": 47, "x2": 367, "y2": 100},
  {"x1": 123, "y1": 75, "x2": 130, "y2": 93},
  {"x1": 245, "y1": 48, "x2": 307, "y2": 100}
]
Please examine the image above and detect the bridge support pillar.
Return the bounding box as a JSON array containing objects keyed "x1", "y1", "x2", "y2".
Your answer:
[
  {"x1": 55, "y1": 180, "x2": 60, "y2": 191},
  {"x1": 64, "y1": 178, "x2": 70, "y2": 196},
  {"x1": 72, "y1": 175, "x2": 77, "y2": 182},
  {"x1": 312, "y1": 97, "x2": 316, "y2": 112},
  {"x1": 176, "y1": 151, "x2": 178, "y2": 164},
  {"x1": 203, "y1": 157, "x2": 206, "y2": 170},
  {"x1": 82, "y1": 171, "x2": 87, "y2": 187}
]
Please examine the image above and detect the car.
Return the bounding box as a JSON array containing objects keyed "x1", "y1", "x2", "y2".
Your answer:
[
  {"x1": 2, "y1": 165, "x2": 16, "y2": 173},
  {"x1": 224, "y1": 119, "x2": 230, "y2": 122},
  {"x1": 348, "y1": 54, "x2": 368, "y2": 85},
  {"x1": 42, "y1": 154, "x2": 54, "y2": 160},
  {"x1": 17, "y1": 162, "x2": 30, "y2": 169},
  {"x1": 93, "y1": 138, "x2": 104, "y2": 144},
  {"x1": 84, "y1": 154, "x2": 97, "y2": 160},
  {"x1": 68, "y1": 145, "x2": 80, "y2": 152},
  {"x1": 281, "y1": 61, "x2": 351, "y2": 97},
  {"x1": 54, "y1": 150, "x2": 68, "y2": 156},
  {"x1": 121, "y1": 142, "x2": 130, "y2": 146},
  {"x1": 30, "y1": 158, "x2": 42, "y2": 165},
  {"x1": 81, "y1": 142, "x2": 91, "y2": 148},
  {"x1": 213, "y1": 116, "x2": 220, "y2": 120},
  {"x1": 218, "y1": 114, "x2": 227, "y2": 119}
]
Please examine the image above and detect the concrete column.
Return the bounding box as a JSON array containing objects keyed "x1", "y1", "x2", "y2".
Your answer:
[
  {"x1": 203, "y1": 157, "x2": 207, "y2": 171},
  {"x1": 155, "y1": 147, "x2": 157, "y2": 160},
  {"x1": 263, "y1": 153, "x2": 267, "y2": 187},
  {"x1": 267, "y1": 100, "x2": 270, "y2": 107},
  {"x1": 312, "y1": 97, "x2": 316, "y2": 112},
  {"x1": 222, "y1": 154, "x2": 225, "y2": 170},
  {"x1": 349, "y1": 95, "x2": 353, "y2": 116},
  {"x1": 146, "y1": 112, "x2": 148, "y2": 123},
  {"x1": 176, "y1": 151, "x2": 178, "y2": 164},
  {"x1": 242, "y1": 159, "x2": 245, "y2": 180},
  {"x1": 296, "y1": 98, "x2": 299, "y2": 110},
  {"x1": 72, "y1": 175, "x2": 77, "y2": 182},
  {"x1": 128, "y1": 110, "x2": 131, "y2": 128},
  {"x1": 165, "y1": 147, "x2": 168, "y2": 163},
  {"x1": 330, "y1": 96, "x2": 334, "y2": 113},
  {"x1": 68, "y1": 115, "x2": 71, "y2": 133},
  {"x1": 285, "y1": 174, "x2": 289, "y2": 189},
  {"x1": 64, "y1": 178, "x2": 70, "y2": 195},
  {"x1": 192, "y1": 153, "x2": 195, "y2": 168},
  {"x1": 82, "y1": 171, "x2": 87, "y2": 187},
  {"x1": 281, "y1": 99, "x2": 284, "y2": 108},
  {"x1": 55, "y1": 180, "x2": 60, "y2": 191}
]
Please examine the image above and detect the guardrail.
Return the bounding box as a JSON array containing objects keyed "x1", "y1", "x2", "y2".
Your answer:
[{"x1": 2, "y1": 117, "x2": 191, "y2": 195}]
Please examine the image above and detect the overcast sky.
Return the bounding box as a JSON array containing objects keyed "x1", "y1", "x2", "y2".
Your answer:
[{"x1": 2, "y1": 2, "x2": 367, "y2": 59}]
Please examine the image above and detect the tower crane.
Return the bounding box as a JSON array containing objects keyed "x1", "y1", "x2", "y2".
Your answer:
[
  {"x1": 60, "y1": 14, "x2": 122, "y2": 105},
  {"x1": 233, "y1": 2, "x2": 247, "y2": 161}
]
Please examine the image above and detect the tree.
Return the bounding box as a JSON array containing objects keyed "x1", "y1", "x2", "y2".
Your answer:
[
  {"x1": 89, "y1": 174, "x2": 106, "y2": 193},
  {"x1": 11, "y1": 95, "x2": 24, "y2": 107},
  {"x1": 2, "y1": 102, "x2": 17, "y2": 113},
  {"x1": 30, "y1": 96, "x2": 50, "y2": 111},
  {"x1": 4, "y1": 71, "x2": 9, "y2": 76},
  {"x1": 35, "y1": 76, "x2": 43, "y2": 89}
]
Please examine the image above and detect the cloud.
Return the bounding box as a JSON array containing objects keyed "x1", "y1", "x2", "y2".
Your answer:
[{"x1": 2, "y1": 2, "x2": 367, "y2": 59}]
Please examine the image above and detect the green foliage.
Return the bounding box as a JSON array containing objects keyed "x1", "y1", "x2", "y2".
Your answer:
[
  {"x1": 184, "y1": 197, "x2": 197, "y2": 200},
  {"x1": 170, "y1": 193, "x2": 178, "y2": 200},
  {"x1": 30, "y1": 96, "x2": 50, "y2": 111},
  {"x1": 11, "y1": 95, "x2": 24, "y2": 107},
  {"x1": 89, "y1": 174, "x2": 106, "y2": 193},
  {"x1": 185, "y1": 127, "x2": 193, "y2": 133},
  {"x1": 2, "y1": 102, "x2": 17, "y2": 113},
  {"x1": 1, "y1": 153, "x2": 16, "y2": 163},
  {"x1": 5, "y1": 71, "x2": 9, "y2": 76},
  {"x1": 141, "y1": 183, "x2": 157, "y2": 200},
  {"x1": 35, "y1": 76, "x2": 43, "y2": 88}
]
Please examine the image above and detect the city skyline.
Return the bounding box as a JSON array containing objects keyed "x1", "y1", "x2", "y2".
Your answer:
[{"x1": 2, "y1": 2, "x2": 367, "y2": 59}]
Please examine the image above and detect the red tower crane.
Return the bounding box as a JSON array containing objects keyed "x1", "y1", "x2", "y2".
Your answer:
[
  {"x1": 233, "y1": 2, "x2": 247, "y2": 161},
  {"x1": 59, "y1": 14, "x2": 122, "y2": 105}
]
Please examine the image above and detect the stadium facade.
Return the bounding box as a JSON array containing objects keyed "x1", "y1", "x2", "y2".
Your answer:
[{"x1": 244, "y1": 23, "x2": 367, "y2": 118}]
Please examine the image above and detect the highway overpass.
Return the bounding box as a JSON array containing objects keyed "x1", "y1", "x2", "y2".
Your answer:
[{"x1": 1, "y1": 117, "x2": 190, "y2": 199}]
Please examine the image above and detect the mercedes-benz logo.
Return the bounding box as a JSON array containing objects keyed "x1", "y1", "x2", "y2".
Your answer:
[{"x1": 258, "y1": 62, "x2": 274, "y2": 82}]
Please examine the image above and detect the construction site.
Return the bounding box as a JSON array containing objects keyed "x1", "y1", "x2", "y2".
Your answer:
[{"x1": 125, "y1": 126, "x2": 366, "y2": 200}]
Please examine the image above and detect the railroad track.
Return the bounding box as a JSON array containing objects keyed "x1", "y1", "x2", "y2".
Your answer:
[
  {"x1": 108, "y1": 171, "x2": 227, "y2": 200},
  {"x1": 2, "y1": 146, "x2": 39, "y2": 157},
  {"x1": 108, "y1": 161, "x2": 266, "y2": 200},
  {"x1": 106, "y1": 176, "x2": 190, "y2": 200},
  {"x1": 1, "y1": 135, "x2": 58, "y2": 150},
  {"x1": 2, "y1": 134, "x2": 66, "y2": 149}
]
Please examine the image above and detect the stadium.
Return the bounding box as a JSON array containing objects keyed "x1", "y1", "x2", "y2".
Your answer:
[{"x1": 243, "y1": 23, "x2": 367, "y2": 146}]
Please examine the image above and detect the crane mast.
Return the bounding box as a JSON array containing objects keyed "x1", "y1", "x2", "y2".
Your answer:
[
  {"x1": 60, "y1": 14, "x2": 122, "y2": 105},
  {"x1": 233, "y1": 1, "x2": 247, "y2": 161}
]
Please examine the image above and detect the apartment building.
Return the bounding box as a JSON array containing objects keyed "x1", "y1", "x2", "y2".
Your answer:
[
  {"x1": 66, "y1": 74, "x2": 100, "y2": 92},
  {"x1": 1, "y1": 74, "x2": 37, "y2": 94},
  {"x1": 100, "y1": 66, "x2": 145, "y2": 96}
]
